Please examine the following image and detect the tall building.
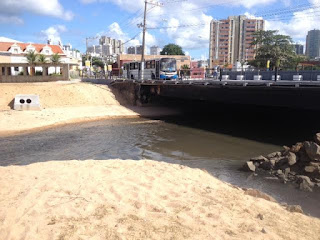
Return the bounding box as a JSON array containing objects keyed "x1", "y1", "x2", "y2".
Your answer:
[
  {"x1": 294, "y1": 44, "x2": 304, "y2": 55},
  {"x1": 306, "y1": 30, "x2": 320, "y2": 59},
  {"x1": 209, "y1": 15, "x2": 265, "y2": 68},
  {"x1": 87, "y1": 36, "x2": 123, "y2": 57},
  {"x1": 150, "y1": 46, "x2": 161, "y2": 55},
  {"x1": 136, "y1": 45, "x2": 143, "y2": 55},
  {"x1": 127, "y1": 46, "x2": 136, "y2": 54}
]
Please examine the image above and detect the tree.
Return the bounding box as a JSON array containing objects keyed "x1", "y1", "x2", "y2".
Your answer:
[
  {"x1": 26, "y1": 50, "x2": 38, "y2": 76},
  {"x1": 37, "y1": 54, "x2": 48, "y2": 63},
  {"x1": 180, "y1": 64, "x2": 190, "y2": 77},
  {"x1": 92, "y1": 57, "x2": 104, "y2": 68},
  {"x1": 51, "y1": 53, "x2": 61, "y2": 74},
  {"x1": 251, "y1": 30, "x2": 296, "y2": 80},
  {"x1": 160, "y1": 44, "x2": 185, "y2": 56}
]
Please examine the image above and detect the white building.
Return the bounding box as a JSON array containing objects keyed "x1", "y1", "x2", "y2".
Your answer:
[
  {"x1": 150, "y1": 46, "x2": 161, "y2": 55},
  {"x1": 62, "y1": 43, "x2": 82, "y2": 69},
  {"x1": 0, "y1": 41, "x2": 75, "y2": 74}
]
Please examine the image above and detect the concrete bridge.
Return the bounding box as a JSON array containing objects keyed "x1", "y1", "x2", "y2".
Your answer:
[{"x1": 110, "y1": 79, "x2": 320, "y2": 110}]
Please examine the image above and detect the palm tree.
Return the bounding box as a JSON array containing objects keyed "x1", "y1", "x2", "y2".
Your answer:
[
  {"x1": 37, "y1": 54, "x2": 48, "y2": 63},
  {"x1": 51, "y1": 53, "x2": 61, "y2": 74},
  {"x1": 37, "y1": 54, "x2": 48, "y2": 76},
  {"x1": 26, "y1": 50, "x2": 37, "y2": 76}
]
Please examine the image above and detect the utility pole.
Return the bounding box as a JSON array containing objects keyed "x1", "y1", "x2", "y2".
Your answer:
[
  {"x1": 139, "y1": 0, "x2": 163, "y2": 81},
  {"x1": 140, "y1": 0, "x2": 148, "y2": 81}
]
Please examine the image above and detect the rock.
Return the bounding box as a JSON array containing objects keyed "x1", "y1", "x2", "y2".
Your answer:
[
  {"x1": 314, "y1": 133, "x2": 320, "y2": 145},
  {"x1": 286, "y1": 152, "x2": 297, "y2": 166},
  {"x1": 261, "y1": 228, "x2": 267, "y2": 234},
  {"x1": 290, "y1": 142, "x2": 303, "y2": 153},
  {"x1": 315, "y1": 178, "x2": 320, "y2": 183},
  {"x1": 286, "y1": 205, "x2": 304, "y2": 214},
  {"x1": 278, "y1": 173, "x2": 287, "y2": 182},
  {"x1": 276, "y1": 169, "x2": 283, "y2": 175},
  {"x1": 304, "y1": 141, "x2": 320, "y2": 161},
  {"x1": 305, "y1": 166, "x2": 317, "y2": 173},
  {"x1": 284, "y1": 167, "x2": 291, "y2": 176},
  {"x1": 310, "y1": 162, "x2": 320, "y2": 167},
  {"x1": 260, "y1": 161, "x2": 273, "y2": 171},
  {"x1": 274, "y1": 157, "x2": 289, "y2": 170},
  {"x1": 269, "y1": 159, "x2": 276, "y2": 167},
  {"x1": 250, "y1": 155, "x2": 268, "y2": 163},
  {"x1": 297, "y1": 175, "x2": 314, "y2": 192},
  {"x1": 283, "y1": 146, "x2": 290, "y2": 152},
  {"x1": 242, "y1": 161, "x2": 256, "y2": 172},
  {"x1": 267, "y1": 152, "x2": 282, "y2": 159}
]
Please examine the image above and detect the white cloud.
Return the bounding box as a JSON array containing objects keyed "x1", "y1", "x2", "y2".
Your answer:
[
  {"x1": 264, "y1": 0, "x2": 320, "y2": 42},
  {"x1": 97, "y1": 22, "x2": 158, "y2": 53},
  {"x1": 40, "y1": 25, "x2": 67, "y2": 45},
  {"x1": 0, "y1": 0, "x2": 74, "y2": 24},
  {"x1": 0, "y1": 15, "x2": 23, "y2": 25},
  {"x1": 81, "y1": 0, "x2": 296, "y2": 52},
  {"x1": 0, "y1": 36, "x2": 21, "y2": 42}
]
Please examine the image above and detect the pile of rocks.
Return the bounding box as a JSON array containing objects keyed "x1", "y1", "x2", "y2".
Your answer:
[{"x1": 243, "y1": 133, "x2": 320, "y2": 192}]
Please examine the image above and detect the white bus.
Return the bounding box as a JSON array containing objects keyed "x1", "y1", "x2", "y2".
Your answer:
[{"x1": 123, "y1": 58, "x2": 178, "y2": 80}]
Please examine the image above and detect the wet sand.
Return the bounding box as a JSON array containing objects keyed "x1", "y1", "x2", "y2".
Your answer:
[{"x1": 0, "y1": 160, "x2": 319, "y2": 240}]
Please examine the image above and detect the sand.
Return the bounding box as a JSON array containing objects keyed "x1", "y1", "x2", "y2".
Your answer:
[
  {"x1": 0, "y1": 81, "x2": 178, "y2": 136},
  {"x1": 0, "y1": 160, "x2": 319, "y2": 240}
]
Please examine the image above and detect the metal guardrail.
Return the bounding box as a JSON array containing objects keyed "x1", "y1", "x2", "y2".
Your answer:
[{"x1": 111, "y1": 78, "x2": 320, "y2": 88}]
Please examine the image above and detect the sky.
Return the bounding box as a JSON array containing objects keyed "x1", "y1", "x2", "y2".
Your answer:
[{"x1": 0, "y1": 0, "x2": 320, "y2": 59}]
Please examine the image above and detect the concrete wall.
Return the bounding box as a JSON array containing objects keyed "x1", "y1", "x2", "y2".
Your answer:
[{"x1": 0, "y1": 63, "x2": 69, "y2": 83}]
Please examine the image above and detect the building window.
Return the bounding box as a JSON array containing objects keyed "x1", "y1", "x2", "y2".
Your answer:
[{"x1": 14, "y1": 48, "x2": 18, "y2": 54}]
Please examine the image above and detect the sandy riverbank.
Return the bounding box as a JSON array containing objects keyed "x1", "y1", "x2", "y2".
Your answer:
[
  {"x1": 0, "y1": 81, "x2": 178, "y2": 136},
  {"x1": 0, "y1": 160, "x2": 319, "y2": 240}
]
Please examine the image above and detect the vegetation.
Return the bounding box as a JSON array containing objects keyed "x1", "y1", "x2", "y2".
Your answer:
[
  {"x1": 250, "y1": 30, "x2": 298, "y2": 74},
  {"x1": 26, "y1": 50, "x2": 37, "y2": 76},
  {"x1": 51, "y1": 53, "x2": 61, "y2": 74},
  {"x1": 180, "y1": 64, "x2": 190, "y2": 76},
  {"x1": 160, "y1": 44, "x2": 185, "y2": 56},
  {"x1": 26, "y1": 50, "x2": 37, "y2": 64},
  {"x1": 92, "y1": 57, "x2": 105, "y2": 68},
  {"x1": 37, "y1": 54, "x2": 48, "y2": 64}
]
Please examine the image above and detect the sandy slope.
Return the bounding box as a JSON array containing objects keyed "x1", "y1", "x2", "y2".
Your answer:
[
  {"x1": 0, "y1": 81, "x2": 120, "y2": 110},
  {"x1": 0, "y1": 160, "x2": 319, "y2": 240},
  {"x1": 0, "y1": 81, "x2": 178, "y2": 136}
]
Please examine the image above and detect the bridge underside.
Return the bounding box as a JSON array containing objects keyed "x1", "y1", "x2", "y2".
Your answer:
[{"x1": 111, "y1": 80, "x2": 320, "y2": 110}]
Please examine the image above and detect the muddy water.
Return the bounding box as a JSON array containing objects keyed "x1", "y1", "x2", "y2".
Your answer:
[{"x1": 0, "y1": 116, "x2": 319, "y2": 218}]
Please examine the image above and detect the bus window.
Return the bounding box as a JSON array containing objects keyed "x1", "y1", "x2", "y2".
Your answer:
[
  {"x1": 135, "y1": 62, "x2": 138, "y2": 69},
  {"x1": 146, "y1": 61, "x2": 151, "y2": 69},
  {"x1": 151, "y1": 60, "x2": 155, "y2": 69}
]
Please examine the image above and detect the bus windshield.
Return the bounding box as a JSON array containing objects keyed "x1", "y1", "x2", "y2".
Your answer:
[{"x1": 160, "y1": 59, "x2": 177, "y2": 72}]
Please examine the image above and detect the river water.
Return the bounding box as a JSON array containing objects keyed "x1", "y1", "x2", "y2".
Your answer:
[{"x1": 0, "y1": 109, "x2": 319, "y2": 218}]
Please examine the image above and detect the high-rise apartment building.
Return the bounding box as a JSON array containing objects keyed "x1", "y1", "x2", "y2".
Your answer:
[
  {"x1": 294, "y1": 44, "x2": 304, "y2": 55},
  {"x1": 209, "y1": 15, "x2": 264, "y2": 68},
  {"x1": 150, "y1": 46, "x2": 161, "y2": 55},
  {"x1": 136, "y1": 45, "x2": 143, "y2": 55},
  {"x1": 127, "y1": 46, "x2": 136, "y2": 54},
  {"x1": 306, "y1": 30, "x2": 320, "y2": 59},
  {"x1": 87, "y1": 36, "x2": 123, "y2": 57}
]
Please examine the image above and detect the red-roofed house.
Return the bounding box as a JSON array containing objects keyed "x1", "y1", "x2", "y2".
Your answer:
[
  {"x1": 0, "y1": 42, "x2": 65, "y2": 64},
  {"x1": 0, "y1": 41, "x2": 81, "y2": 76}
]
